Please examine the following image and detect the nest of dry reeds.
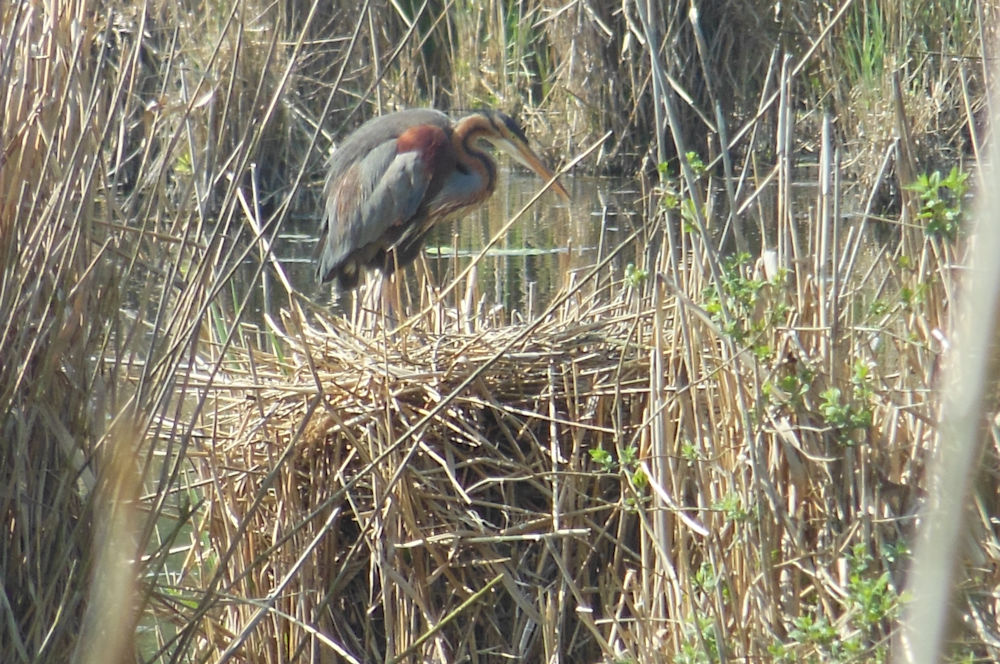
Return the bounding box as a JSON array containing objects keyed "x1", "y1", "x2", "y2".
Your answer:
[{"x1": 193, "y1": 281, "x2": 665, "y2": 662}]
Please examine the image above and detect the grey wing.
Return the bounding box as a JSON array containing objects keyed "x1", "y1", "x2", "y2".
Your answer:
[{"x1": 316, "y1": 139, "x2": 431, "y2": 283}]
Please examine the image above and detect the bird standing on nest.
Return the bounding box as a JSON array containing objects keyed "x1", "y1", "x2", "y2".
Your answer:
[{"x1": 315, "y1": 108, "x2": 570, "y2": 291}]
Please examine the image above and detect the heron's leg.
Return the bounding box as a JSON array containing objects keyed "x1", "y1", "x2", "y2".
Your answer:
[{"x1": 379, "y1": 272, "x2": 402, "y2": 333}]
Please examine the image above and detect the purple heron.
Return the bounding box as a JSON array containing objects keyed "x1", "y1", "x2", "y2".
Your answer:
[{"x1": 316, "y1": 108, "x2": 570, "y2": 290}]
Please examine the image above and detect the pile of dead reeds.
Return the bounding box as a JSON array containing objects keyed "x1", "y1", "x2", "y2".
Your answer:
[{"x1": 174, "y1": 273, "x2": 656, "y2": 661}]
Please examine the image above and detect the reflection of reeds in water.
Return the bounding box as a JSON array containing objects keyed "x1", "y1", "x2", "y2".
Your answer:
[{"x1": 2, "y1": 0, "x2": 998, "y2": 662}]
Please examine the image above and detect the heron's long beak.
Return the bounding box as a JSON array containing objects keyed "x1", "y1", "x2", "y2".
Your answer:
[{"x1": 495, "y1": 138, "x2": 571, "y2": 202}]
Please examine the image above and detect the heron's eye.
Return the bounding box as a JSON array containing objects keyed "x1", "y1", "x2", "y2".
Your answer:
[{"x1": 502, "y1": 116, "x2": 529, "y2": 144}]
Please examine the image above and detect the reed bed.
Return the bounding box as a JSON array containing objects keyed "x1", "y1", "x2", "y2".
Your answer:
[
  {"x1": 3, "y1": 0, "x2": 999, "y2": 662},
  {"x1": 168, "y1": 145, "x2": 979, "y2": 661}
]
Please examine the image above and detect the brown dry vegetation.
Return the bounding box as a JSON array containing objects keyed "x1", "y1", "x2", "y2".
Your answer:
[{"x1": 2, "y1": 0, "x2": 999, "y2": 663}]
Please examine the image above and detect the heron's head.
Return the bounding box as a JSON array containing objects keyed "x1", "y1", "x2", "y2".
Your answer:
[{"x1": 465, "y1": 110, "x2": 570, "y2": 201}]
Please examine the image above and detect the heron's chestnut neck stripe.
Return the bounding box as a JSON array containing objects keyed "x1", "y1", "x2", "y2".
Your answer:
[{"x1": 454, "y1": 117, "x2": 497, "y2": 201}]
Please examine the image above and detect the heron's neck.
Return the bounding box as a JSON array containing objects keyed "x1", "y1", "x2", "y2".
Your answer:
[{"x1": 453, "y1": 117, "x2": 497, "y2": 201}]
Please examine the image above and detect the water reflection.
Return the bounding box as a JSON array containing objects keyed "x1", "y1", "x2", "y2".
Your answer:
[{"x1": 258, "y1": 172, "x2": 640, "y2": 319}]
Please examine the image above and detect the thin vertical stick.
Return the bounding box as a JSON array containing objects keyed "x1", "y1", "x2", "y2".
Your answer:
[
  {"x1": 776, "y1": 54, "x2": 792, "y2": 270},
  {"x1": 829, "y1": 146, "x2": 842, "y2": 380},
  {"x1": 818, "y1": 113, "x2": 832, "y2": 361}
]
